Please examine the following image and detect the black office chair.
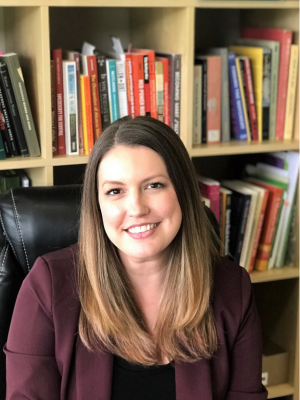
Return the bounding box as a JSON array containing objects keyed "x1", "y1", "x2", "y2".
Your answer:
[{"x1": 0, "y1": 184, "x2": 219, "y2": 399}]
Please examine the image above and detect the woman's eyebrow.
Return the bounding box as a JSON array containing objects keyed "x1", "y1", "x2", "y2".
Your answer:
[{"x1": 101, "y1": 174, "x2": 169, "y2": 188}]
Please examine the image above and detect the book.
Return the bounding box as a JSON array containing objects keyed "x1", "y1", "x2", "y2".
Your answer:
[
  {"x1": 198, "y1": 176, "x2": 220, "y2": 223},
  {"x1": 0, "y1": 53, "x2": 42, "y2": 157},
  {"x1": 155, "y1": 60, "x2": 164, "y2": 122},
  {"x1": 0, "y1": 169, "x2": 20, "y2": 193},
  {"x1": 241, "y1": 27, "x2": 293, "y2": 139},
  {"x1": 131, "y1": 53, "x2": 146, "y2": 117},
  {"x1": 0, "y1": 119, "x2": 6, "y2": 159},
  {"x1": 196, "y1": 55, "x2": 222, "y2": 144},
  {"x1": 236, "y1": 38, "x2": 280, "y2": 140},
  {"x1": 95, "y1": 52, "x2": 111, "y2": 130},
  {"x1": 50, "y1": 60, "x2": 58, "y2": 155},
  {"x1": 51, "y1": 49, "x2": 65, "y2": 155},
  {"x1": 106, "y1": 59, "x2": 120, "y2": 123},
  {"x1": 80, "y1": 75, "x2": 94, "y2": 155},
  {"x1": 0, "y1": 105, "x2": 11, "y2": 157},
  {"x1": 125, "y1": 54, "x2": 135, "y2": 118},
  {"x1": 0, "y1": 62, "x2": 29, "y2": 156},
  {"x1": 195, "y1": 58, "x2": 207, "y2": 143},
  {"x1": 156, "y1": 57, "x2": 170, "y2": 126},
  {"x1": 193, "y1": 64, "x2": 202, "y2": 145},
  {"x1": 229, "y1": 46, "x2": 264, "y2": 142},
  {"x1": 156, "y1": 52, "x2": 181, "y2": 135},
  {"x1": 220, "y1": 187, "x2": 232, "y2": 256},
  {"x1": 207, "y1": 47, "x2": 230, "y2": 142},
  {"x1": 62, "y1": 61, "x2": 79, "y2": 155},
  {"x1": 283, "y1": 45, "x2": 299, "y2": 139},
  {"x1": 236, "y1": 57, "x2": 251, "y2": 141},
  {"x1": 63, "y1": 50, "x2": 84, "y2": 154},
  {"x1": 116, "y1": 56, "x2": 129, "y2": 118},
  {"x1": 227, "y1": 52, "x2": 248, "y2": 141},
  {"x1": 0, "y1": 82, "x2": 18, "y2": 156},
  {"x1": 222, "y1": 180, "x2": 252, "y2": 265},
  {"x1": 137, "y1": 54, "x2": 150, "y2": 116},
  {"x1": 132, "y1": 49, "x2": 157, "y2": 119}
]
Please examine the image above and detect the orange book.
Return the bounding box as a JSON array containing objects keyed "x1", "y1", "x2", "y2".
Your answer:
[
  {"x1": 246, "y1": 178, "x2": 283, "y2": 271},
  {"x1": 131, "y1": 54, "x2": 146, "y2": 117},
  {"x1": 80, "y1": 75, "x2": 94, "y2": 155},
  {"x1": 132, "y1": 49, "x2": 157, "y2": 119},
  {"x1": 86, "y1": 55, "x2": 102, "y2": 141},
  {"x1": 156, "y1": 57, "x2": 170, "y2": 126}
]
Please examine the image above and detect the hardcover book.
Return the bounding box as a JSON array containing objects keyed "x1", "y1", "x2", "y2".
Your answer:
[
  {"x1": 198, "y1": 176, "x2": 220, "y2": 223},
  {"x1": 106, "y1": 59, "x2": 120, "y2": 123},
  {"x1": 193, "y1": 64, "x2": 202, "y2": 145},
  {"x1": 284, "y1": 45, "x2": 299, "y2": 139},
  {"x1": 155, "y1": 60, "x2": 164, "y2": 122},
  {"x1": 95, "y1": 52, "x2": 111, "y2": 130},
  {"x1": 0, "y1": 84, "x2": 18, "y2": 156},
  {"x1": 116, "y1": 56, "x2": 129, "y2": 119},
  {"x1": 80, "y1": 75, "x2": 94, "y2": 155}
]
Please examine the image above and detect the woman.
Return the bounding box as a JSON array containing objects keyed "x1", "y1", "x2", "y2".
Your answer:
[{"x1": 5, "y1": 116, "x2": 267, "y2": 399}]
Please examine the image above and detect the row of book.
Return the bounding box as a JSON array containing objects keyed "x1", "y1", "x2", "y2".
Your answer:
[
  {"x1": 193, "y1": 26, "x2": 298, "y2": 145},
  {"x1": 0, "y1": 53, "x2": 40, "y2": 159},
  {"x1": 199, "y1": 151, "x2": 299, "y2": 273},
  {"x1": 0, "y1": 169, "x2": 31, "y2": 192},
  {"x1": 51, "y1": 40, "x2": 182, "y2": 156}
]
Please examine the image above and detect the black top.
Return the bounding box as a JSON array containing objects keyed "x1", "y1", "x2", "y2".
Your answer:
[{"x1": 111, "y1": 355, "x2": 176, "y2": 400}]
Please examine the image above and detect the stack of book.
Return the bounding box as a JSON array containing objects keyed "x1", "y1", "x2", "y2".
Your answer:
[
  {"x1": 0, "y1": 53, "x2": 40, "y2": 159},
  {"x1": 193, "y1": 27, "x2": 298, "y2": 144},
  {"x1": 51, "y1": 44, "x2": 182, "y2": 156},
  {"x1": 199, "y1": 151, "x2": 299, "y2": 273}
]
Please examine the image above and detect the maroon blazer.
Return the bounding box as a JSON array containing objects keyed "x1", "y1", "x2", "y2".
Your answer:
[{"x1": 5, "y1": 245, "x2": 267, "y2": 400}]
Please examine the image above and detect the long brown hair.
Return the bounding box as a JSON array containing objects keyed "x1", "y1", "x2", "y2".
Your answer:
[{"x1": 78, "y1": 116, "x2": 219, "y2": 365}]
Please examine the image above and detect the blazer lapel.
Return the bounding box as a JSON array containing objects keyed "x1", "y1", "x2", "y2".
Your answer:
[
  {"x1": 175, "y1": 358, "x2": 213, "y2": 400},
  {"x1": 75, "y1": 339, "x2": 114, "y2": 400}
]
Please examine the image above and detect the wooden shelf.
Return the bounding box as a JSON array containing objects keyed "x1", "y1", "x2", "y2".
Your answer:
[
  {"x1": 190, "y1": 140, "x2": 299, "y2": 157},
  {"x1": 267, "y1": 383, "x2": 295, "y2": 398},
  {"x1": 52, "y1": 154, "x2": 90, "y2": 166},
  {"x1": 250, "y1": 267, "x2": 299, "y2": 284},
  {"x1": 194, "y1": 1, "x2": 299, "y2": 9},
  {"x1": 0, "y1": 157, "x2": 46, "y2": 170}
]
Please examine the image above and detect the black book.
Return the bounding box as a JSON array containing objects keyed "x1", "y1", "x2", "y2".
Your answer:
[
  {"x1": 0, "y1": 85, "x2": 18, "y2": 156},
  {"x1": 95, "y1": 52, "x2": 111, "y2": 130},
  {"x1": 0, "y1": 62, "x2": 29, "y2": 156}
]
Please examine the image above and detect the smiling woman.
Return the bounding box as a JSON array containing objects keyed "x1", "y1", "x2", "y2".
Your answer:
[{"x1": 5, "y1": 116, "x2": 268, "y2": 400}]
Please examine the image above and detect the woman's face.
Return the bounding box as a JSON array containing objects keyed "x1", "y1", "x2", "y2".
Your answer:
[{"x1": 97, "y1": 145, "x2": 182, "y2": 266}]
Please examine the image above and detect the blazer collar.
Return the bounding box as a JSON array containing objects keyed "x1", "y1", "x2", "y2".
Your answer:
[{"x1": 75, "y1": 340, "x2": 212, "y2": 400}]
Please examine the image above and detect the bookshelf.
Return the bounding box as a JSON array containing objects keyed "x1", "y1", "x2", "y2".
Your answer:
[{"x1": 0, "y1": 2, "x2": 298, "y2": 399}]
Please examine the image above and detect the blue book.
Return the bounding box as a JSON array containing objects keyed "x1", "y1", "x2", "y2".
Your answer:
[
  {"x1": 228, "y1": 53, "x2": 247, "y2": 141},
  {"x1": 106, "y1": 59, "x2": 120, "y2": 122}
]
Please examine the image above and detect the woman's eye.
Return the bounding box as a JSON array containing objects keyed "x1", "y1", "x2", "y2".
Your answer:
[
  {"x1": 106, "y1": 189, "x2": 121, "y2": 196},
  {"x1": 147, "y1": 182, "x2": 164, "y2": 189}
]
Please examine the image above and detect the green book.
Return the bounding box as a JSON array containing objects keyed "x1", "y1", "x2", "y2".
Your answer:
[
  {"x1": 0, "y1": 53, "x2": 41, "y2": 157},
  {"x1": 0, "y1": 170, "x2": 21, "y2": 193}
]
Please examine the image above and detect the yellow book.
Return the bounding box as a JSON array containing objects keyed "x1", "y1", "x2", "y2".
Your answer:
[
  {"x1": 229, "y1": 46, "x2": 263, "y2": 142},
  {"x1": 235, "y1": 57, "x2": 251, "y2": 141},
  {"x1": 284, "y1": 44, "x2": 299, "y2": 139},
  {"x1": 80, "y1": 75, "x2": 93, "y2": 155}
]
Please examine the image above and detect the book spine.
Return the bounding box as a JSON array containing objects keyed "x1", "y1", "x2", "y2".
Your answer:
[
  {"x1": 155, "y1": 61, "x2": 164, "y2": 122},
  {"x1": 50, "y1": 60, "x2": 58, "y2": 156},
  {"x1": 199, "y1": 183, "x2": 220, "y2": 223},
  {"x1": 106, "y1": 60, "x2": 120, "y2": 122},
  {"x1": 234, "y1": 196, "x2": 251, "y2": 264},
  {"x1": 283, "y1": 45, "x2": 299, "y2": 139},
  {"x1": 141, "y1": 55, "x2": 151, "y2": 117},
  {"x1": 125, "y1": 54, "x2": 135, "y2": 118},
  {"x1": 0, "y1": 84, "x2": 18, "y2": 156},
  {"x1": 96, "y1": 54, "x2": 111, "y2": 131},
  {"x1": 269, "y1": 44, "x2": 279, "y2": 140},
  {"x1": 63, "y1": 62, "x2": 78, "y2": 155},
  {"x1": 73, "y1": 53, "x2": 84, "y2": 154},
  {"x1": 173, "y1": 55, "x2": 181, "y2": 135},
  {"x1": 193, "y1": 65, "x2": 202, "y2": 145},
  {"x1": 147, "y1": 52, "x2": 157, "y2": 119},
  {"x1": 87, "y1": 55, "x2": 102, "y2": 142},
  {"x1": 220, "y1": 49, "x2": 230, "y2": 142},
  {"x1": 238, "y1": 59, "x2": 252, "y2": 140},
  {"x1": 116, "y1": 58, "x2": 129, "y2": 118},
  {"x1": 132, "y1": 55, "x2": 145, "y2": 117},
  {"x1": 206, "y1": 57, "x2": 221, "y2": 144},
  {"x1": 224, "y1": 192, "x2": 232, "y2": 256},
  {"x1": 197, "y1": 59, "x2": 207, "y2": 144},
  {"x1": 262, "y1": 52, "x2": 271, "y2": 140},
  {"x1": 228, "y1": 53, "x2": 247, "y2": 140},
  {"x1": 161, "y1": 58, "x2": 170, "y2": 126},
  {"x1": 0, "y1": 63, "x2": 29, "y2": 156},
  {"x1": 52, "y1": 50, "x2": 66, "y2": 155},
  {"x1": 80, "y1": 76, "x2": 94, "y2": 155},
  {"x1": 0, "y1": 106, "x2": 11, "y2": 156},
  {"x1": 243, "y1": 58, "x2": 259, "y2": 141}
]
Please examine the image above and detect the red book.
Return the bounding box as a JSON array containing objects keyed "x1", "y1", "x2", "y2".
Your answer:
[
  {"x1": 131, "y1": 54, "x2": 146, "y2": 117},
  {"x1": 51, "y1": 49, "x2": 66, "y2": 155},
  {"x1": 242, "y1": 27, "x2": 293, "y2": 139},
  {"x1": 243, "y1": 57, "x2": 259, "y2": 141},
  {"x1": 133, "y1": 52, "x2": 150, "y2": 116},
  {"x1": 125, "y1": 54, "x2": 135, "y2": 117},
  {"x1": 156, "y1": 57, "x2": 170, "y2": 126},
  {"x1": 198, "y1": 177, "x2": 220, "y2": 223},
  {"x1": 50, "y1": 60, "x2": 58, "y2": 156},
  {"x1": 132, "y1": 49, "x2": 157, "y2": 119},
  {"x1": 86, "y1": 55, "x2": 102, "y2": 142}
]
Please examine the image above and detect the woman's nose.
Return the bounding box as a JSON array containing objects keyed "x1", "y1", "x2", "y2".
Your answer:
[{"x1": 128, "y1": 191, "x2": 150, "y2": 217}]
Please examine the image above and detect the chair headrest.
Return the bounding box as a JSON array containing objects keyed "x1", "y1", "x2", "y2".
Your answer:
[{"x1": 0, "y1": 185, "x2": 82, "y2": 275}]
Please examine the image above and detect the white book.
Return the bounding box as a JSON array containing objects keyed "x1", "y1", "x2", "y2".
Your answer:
[
  {"x1": 116, "y1": 56, "x2": 128, "y2": 118},
  {"x1": 62, "y1": 61, "x2": 79, "y2": 155},
  {"x1": 193, "y1": 65, "x2": 202, "y2": 145}
]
